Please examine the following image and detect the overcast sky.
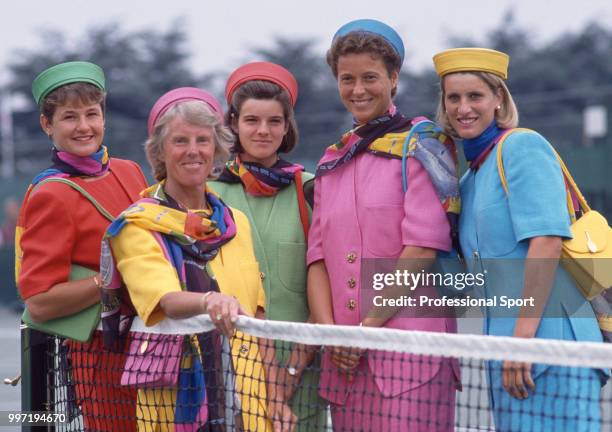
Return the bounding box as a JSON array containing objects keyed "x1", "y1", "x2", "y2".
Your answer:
[{"x1": 1, "y1": 0, "x2": 612, "y2": 86}]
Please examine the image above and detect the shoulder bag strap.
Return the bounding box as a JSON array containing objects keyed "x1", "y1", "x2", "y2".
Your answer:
[
  {"x1": 496, "y1": 128, "x2": 589, "y2": 222},
  {"x1": 495, "y1": 127, "x2": 532, "y2": 194},
  {"x1": 36, "y1": 177, "x2": 115, "y2": 221},
  {"x1": 549, "y1": 147, "x2": 591, "y2": 213},
  {"x1": 15, "y1": 177, "x2": 114, "y2": 283},
  {"x1": 401, "y1": 118, "x2": 435, "y2": 193}
]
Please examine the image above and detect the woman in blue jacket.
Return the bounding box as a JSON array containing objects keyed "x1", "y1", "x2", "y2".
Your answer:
[{"x1": 433, "y1": 47, "x2": 608, "y2": 432}]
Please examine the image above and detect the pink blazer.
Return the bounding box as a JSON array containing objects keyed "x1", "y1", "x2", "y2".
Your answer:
[{"x1": 308, "y1": 153, "x2": 460, "y2": 403}]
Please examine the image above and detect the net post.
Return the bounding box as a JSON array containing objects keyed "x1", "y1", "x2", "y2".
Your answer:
[{"x1": 21, "y1": 326, "x2": 53, "y2": 432}]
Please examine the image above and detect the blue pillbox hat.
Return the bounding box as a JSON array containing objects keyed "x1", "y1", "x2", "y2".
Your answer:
[{"x1": 333, "y1": 19, "x2": 405, "y2": 64}]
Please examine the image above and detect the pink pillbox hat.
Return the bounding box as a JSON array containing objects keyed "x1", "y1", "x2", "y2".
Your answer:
[{"x1": 147, "y1": 87, "x2": 223, "y2": 135}]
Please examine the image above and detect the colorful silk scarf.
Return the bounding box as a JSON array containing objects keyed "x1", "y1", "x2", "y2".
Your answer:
[
  {"x1": 102, "y1": 183, "x2": 236, "y2": 252},
  {"x1": 316, "y1": 104, "x2": 413, "y2": 176},
  {"x1": 100, "y1": 182, "x2": 237, "y2": 430},
  {"x1": 15, "y1": 145, "x2": 111, "y2": 282},
  {"x1": 217, "y1": 155, "x2": 304, "y2": 196},
  {"x1": 316, "y1": 106, "x2": 461, "y2": 219},
  {"x1": 32, "y1": 145, "x2": 110, "y2": 184}
]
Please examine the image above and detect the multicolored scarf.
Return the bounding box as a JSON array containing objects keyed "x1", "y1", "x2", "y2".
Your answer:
[
  {"x1": 316, "y1": 104, "x2": 412, "y2": 176},
  {"x1": 33, "y1": 145, "x2": 110, "y2": 184},
  {"x1": 316, "y1": 105, "x2": 461, "y2": 220},
  {"x1": 217, "y1": 155, "x2": 304, "y2": 196},
  {"x1": 100, "y1": 182, "x2": 237, "y2": 430},
  {"x1": 15, "y1": 145, "x2": 111, "y2": 282}
]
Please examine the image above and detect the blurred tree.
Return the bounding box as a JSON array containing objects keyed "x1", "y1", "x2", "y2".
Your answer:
[
  {"x1": 440, "y1": 12, "x2": 612, "y2": 151},
  {"x1": 5, "y1": 15, "x2": 612, "y2": 217},
  {"x1": 439, "y1": 10, "x2": 612, "y2": 216},
  {"x1": 253, "y1": 37, "x2": 347, "y2": 166},
  {"x1": 395, "y1": 69, "x2": 440, "y2": 121}
]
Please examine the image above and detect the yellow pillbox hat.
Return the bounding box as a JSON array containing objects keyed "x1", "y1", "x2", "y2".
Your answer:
[{"x1": 433, "y1": 48, "x2": 509, "y2": 80}]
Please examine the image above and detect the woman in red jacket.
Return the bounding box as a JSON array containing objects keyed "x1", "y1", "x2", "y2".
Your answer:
[{"x1": 16, "y1": 61, "x2": 148, "y2": 431}]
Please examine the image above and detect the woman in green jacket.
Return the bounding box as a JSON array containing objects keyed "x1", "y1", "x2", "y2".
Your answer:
[{"x1": 210, "y1": 61, "x2": 326, "y2": 431}]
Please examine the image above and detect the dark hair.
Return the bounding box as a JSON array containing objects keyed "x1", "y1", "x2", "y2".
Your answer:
[
  {"x1": 326, "y1": 32, "x2": 401, "y2": 96},
  {"x1": 225, "y1": 80, "x2": 298, "y2": 154},
  {"x1": 41, "y1": 82, "x2": 106, "y2": 121}
]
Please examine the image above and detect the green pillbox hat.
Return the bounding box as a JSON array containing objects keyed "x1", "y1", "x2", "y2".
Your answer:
[{"x1": 32, "y1": 61, "x2": 106, "y2": 105}]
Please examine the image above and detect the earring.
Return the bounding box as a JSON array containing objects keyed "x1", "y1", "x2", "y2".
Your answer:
[{"x1": 496, "y1": 105, "x2": 501, "y2": 111}]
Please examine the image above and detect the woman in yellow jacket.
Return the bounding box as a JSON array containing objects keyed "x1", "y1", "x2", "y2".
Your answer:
[{"x1": 102, "y1": 87, "x2": 295, "y2": 431}]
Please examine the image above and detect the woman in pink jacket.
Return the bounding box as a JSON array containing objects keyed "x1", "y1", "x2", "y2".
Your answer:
[{"x1": 307, "y1": 19, "x2": 461, "y2": 431}]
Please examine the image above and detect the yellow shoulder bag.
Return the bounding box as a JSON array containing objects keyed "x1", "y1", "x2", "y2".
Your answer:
[{"x1": 496, "y1": 129, "x2": 611, "y2": 339}]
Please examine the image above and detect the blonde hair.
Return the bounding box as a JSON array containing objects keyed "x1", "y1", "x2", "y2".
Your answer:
[
  {"x1": 436, "y1": 71, "x2": 519, "y2": 138},
  {"x1": 145, "y1": 100, "x2": 234, "y2": 181}
]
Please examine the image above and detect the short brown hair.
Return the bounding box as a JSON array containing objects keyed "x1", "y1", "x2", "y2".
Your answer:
[
  {"x1": 436, "y1": 71, "x2": 519, "y2": 137},
  {"x1": 226, "y1": 80, "x2": 298, "y2": 154},
  {"x1": 145, "y1": 100, "x2": 234, "y2": 181},
  {"x1": 326, "y1": 32, "x2": 401, "y2": 96},
  {"x1": 40, "y1": 82, "x2": 106, "y2": 121}
]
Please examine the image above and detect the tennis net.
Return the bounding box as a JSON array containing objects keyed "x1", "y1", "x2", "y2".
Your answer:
[{"x1": 23, "y1": 315, "x2": 612, "y2": 431}]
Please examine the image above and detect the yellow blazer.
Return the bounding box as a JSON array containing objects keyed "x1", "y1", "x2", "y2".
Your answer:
[{"x1": 111, "y1": 208, "x2": 270, "y2": 431}]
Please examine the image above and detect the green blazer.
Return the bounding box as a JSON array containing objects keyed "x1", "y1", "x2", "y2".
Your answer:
[
  {"x1": 210, "y1": 173, "x2": 313, "y2": 322},
  {"x1": 210, "y1": 173, "x2": 327, "y2": 426}
]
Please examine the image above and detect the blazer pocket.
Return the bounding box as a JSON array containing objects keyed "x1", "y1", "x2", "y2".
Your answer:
[
  {"x1": 363, "y1": 205, "x2": 404, "y2": 257},
  {"x1": 476, "y1": 202, "x2": 518, "y2": 257},
  {"x1": 278, "y1": 241, "x2": 307, "y2": 293}
]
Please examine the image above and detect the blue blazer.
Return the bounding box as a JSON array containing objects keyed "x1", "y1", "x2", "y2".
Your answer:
[{"x1": 458, "y1": 129, "x2": 606, "y2": 378}]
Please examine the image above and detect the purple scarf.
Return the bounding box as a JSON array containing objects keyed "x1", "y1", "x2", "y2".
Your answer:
[{"x1": 32, "y1": 145, "x2": 110, "y2": 185}]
